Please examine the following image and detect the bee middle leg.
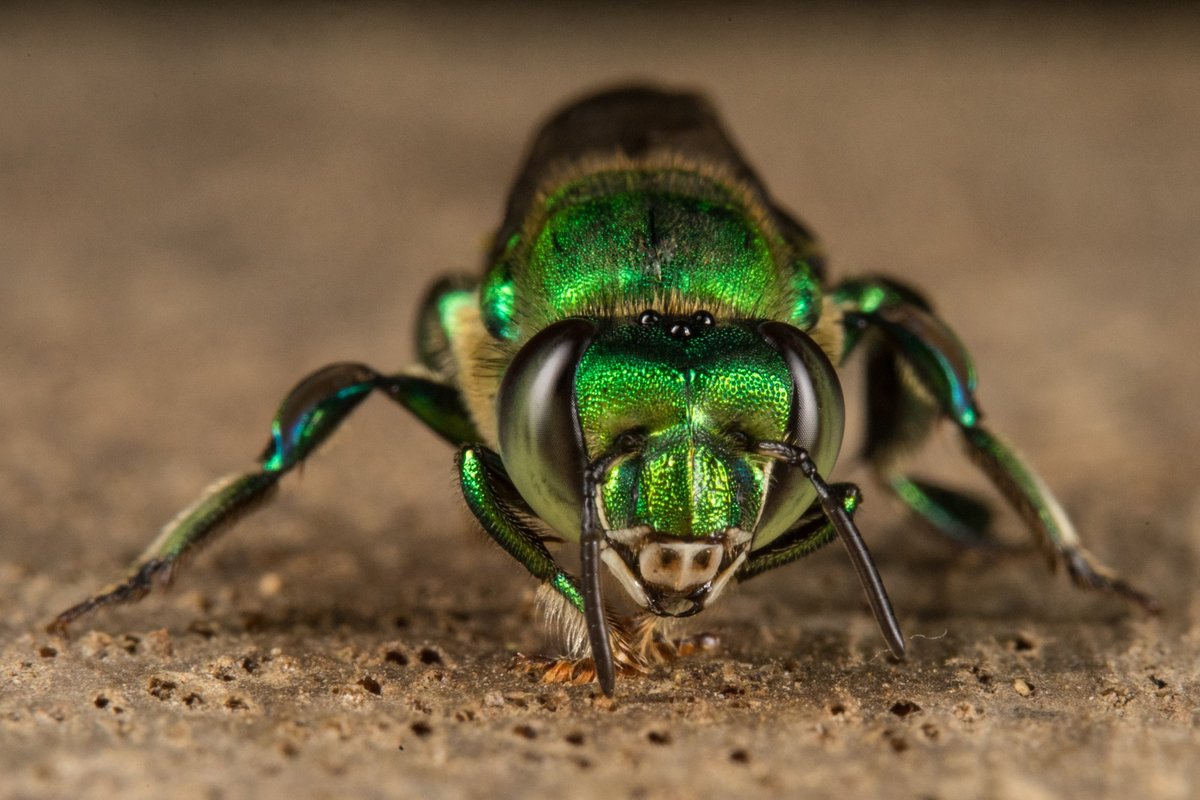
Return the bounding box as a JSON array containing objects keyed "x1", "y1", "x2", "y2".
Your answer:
[
  {"x1": 49, "y1": 362, "x2": 477, "y2": 633},
  {"x1": 834, "y1": 276, "x2": 1157, "y2": 610}
]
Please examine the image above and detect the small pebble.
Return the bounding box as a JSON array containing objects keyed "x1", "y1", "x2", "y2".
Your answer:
[{"x1": 258, "y1": 573, "x2": 283, "y2": 597}]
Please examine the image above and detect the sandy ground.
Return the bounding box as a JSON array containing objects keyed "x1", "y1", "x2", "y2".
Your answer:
[{"x1": 2, "y1": 6, "x2": 1198, "y2": 799}]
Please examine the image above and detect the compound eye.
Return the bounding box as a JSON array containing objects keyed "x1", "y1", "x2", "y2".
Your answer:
[
  {"x1": 754, "y1": 321, "x2": 846, "y2": 545},
  {"x1": 496, "y1": 318, "x2": 598, "y2": 539}
]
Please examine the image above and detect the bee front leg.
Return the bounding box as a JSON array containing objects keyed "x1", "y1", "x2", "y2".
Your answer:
[
  {"x1": 456, "y1": 445, "x2": 608, "y2": 684},
  {"x1": 457, "y1": 446, "x2": 707, "y2": 686},
  {"x1": 456, "y1": 445, "x2": 586, "y2": 618}
]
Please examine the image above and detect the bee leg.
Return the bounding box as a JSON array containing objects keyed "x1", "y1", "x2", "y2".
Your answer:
[
  {"x1": 457, "y1": 445, "x2": 585, "y2": 609},
  {"x1": 456, "y1": 445, "x2": 598, "y2": 674},
  {"x1": 48, "y1": 471, "x2": 282, "y2": 635},
  {"x1": 49, "y1": 363, "x2": 475, "y2": 633},
  {"x1": 376, "y1": 372, "x2": 480, "y2": 446},
  {"x1": 961, "y1": 426, "x2": 1159, "y2": 610},
  {"x1": 414, "y1": 275, "x2": 478, "y2": 376},
  {"x1": 862, "y1": 336, "x2": 997, "y2": 548},
  {"x1": 459, "y1": 445, "x2": 704, "y2": 688},
  {"x1": 834, "y1": 277, "x2": 1158, "y2": 611}
]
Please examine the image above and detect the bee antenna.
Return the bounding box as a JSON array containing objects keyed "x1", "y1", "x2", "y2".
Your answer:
[
  {"x1": 580, "y1": 433, "x2": 645, "y2": 696},
  {"x1": 755, "y1": 441, "x2": 906, "y2": 659}
]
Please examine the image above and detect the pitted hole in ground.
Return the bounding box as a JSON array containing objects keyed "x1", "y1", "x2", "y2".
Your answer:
[
  {"x1": 147, "y1": 677, "x2": 176, "y2": 701},
  {"x1": 512, "y1": 724, "x2": 537, "y2": 740},
  {"x1": 410, "y1": 720, "x2": 433, "y2": 738},
  {"x1": 971, "y1": 666, "x2": 993, "y2": 686},
  {"x1": 1009, "y1": 633, "x2": 1039, "y2": 653},
  {"x1": 890, "y1": 701, "x2": 921, "y2": 718},
  {"x1": 827, "y1": 702, "x2": 846, "y2": 716},
  {"x1": 385, "y1": 650, "x2": 408, "y2": 666},
  {"x1": 359, "y1": 676, "x2": 382, "y2": 695},
  {"x1": 38, "y1": 646, "x2": 57, "y2": 658},
  {"x1": 188, "y1": 621, "x2": 216, "y2": 639},
  {"x1": 241, "y1": 611, "x2": 269, "y2": 633},
  {"x1": 94, "y1": 695, "x2": 124, "y2": 714},
  {"x1": 646, "y1": 730, "x2": 671, "y2": 745},
  {"x1": 565, "y1": 731, "x2": 585, "y2": 746},
  {"x1": 419, "y1": 648, "x2": 443, "y2": 665},
  {"x1": 730, "y1": 749, "x2": 750, "y2": 764}
]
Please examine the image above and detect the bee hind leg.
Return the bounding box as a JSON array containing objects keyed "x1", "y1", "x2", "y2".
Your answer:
[{"x1": 835, "y1": 276, "x2": 1158, "y2": 611}]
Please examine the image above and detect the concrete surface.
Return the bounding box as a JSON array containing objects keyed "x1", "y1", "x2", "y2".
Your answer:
[{"x1": 2, "y1": 6, "x2": 1198, "y2": 799}]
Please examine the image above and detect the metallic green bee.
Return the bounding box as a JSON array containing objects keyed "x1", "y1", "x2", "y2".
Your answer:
[{"x1": 52, "y1": 87, "x2": 1156, "y2": 695}]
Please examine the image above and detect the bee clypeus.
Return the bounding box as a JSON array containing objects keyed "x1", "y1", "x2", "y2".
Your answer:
[{"x1": 52, "y1": 86, "x2": 1156, "y2": 695}]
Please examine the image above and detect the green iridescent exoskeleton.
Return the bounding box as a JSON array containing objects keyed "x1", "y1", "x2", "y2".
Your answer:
[
  {"x1": 577, "y1": 323, "x2": 792, "y2": 539},
  {"x1": 51, "y1": 86, "x2": 1157, "y2": 696}
]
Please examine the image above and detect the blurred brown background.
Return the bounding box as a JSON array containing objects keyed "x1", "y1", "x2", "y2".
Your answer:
[{"x1": 2, "y1": 5, "x2": 1197, "y2": 799}]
